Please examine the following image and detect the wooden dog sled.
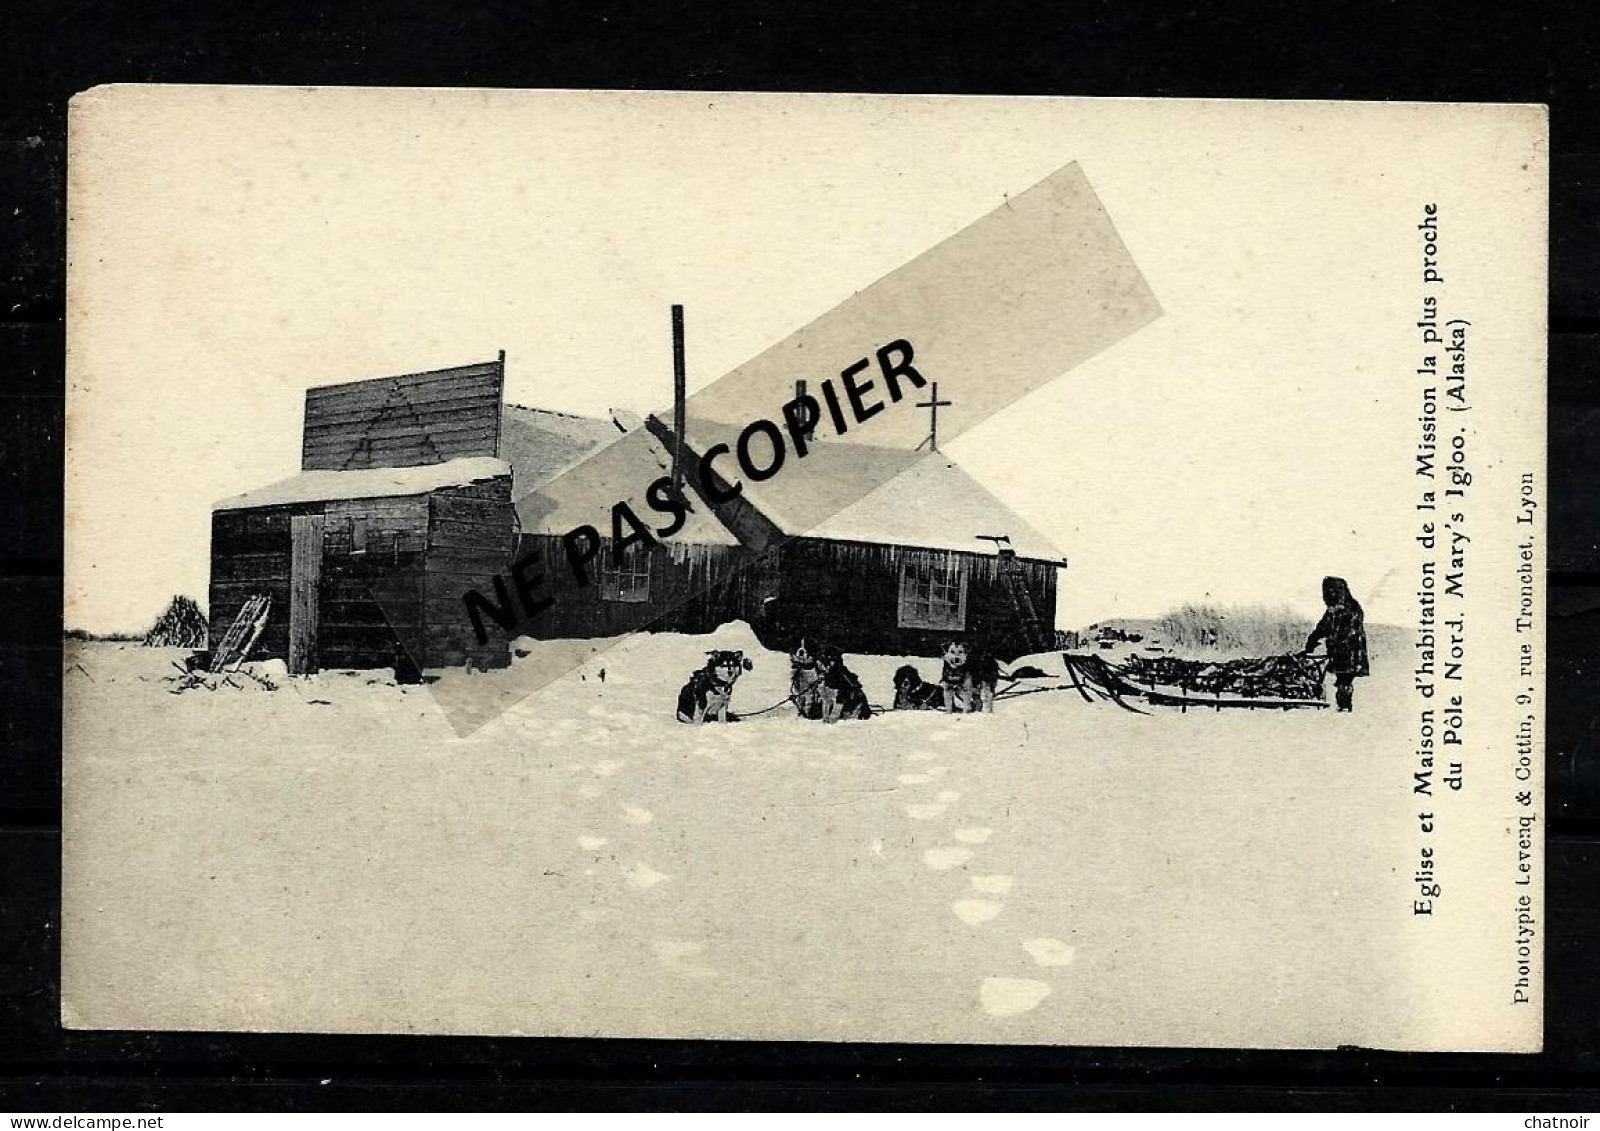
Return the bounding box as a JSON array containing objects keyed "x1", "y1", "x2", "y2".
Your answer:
[{"x1": 1060, "y1": 651, "x2": 1332, "y2": 713}]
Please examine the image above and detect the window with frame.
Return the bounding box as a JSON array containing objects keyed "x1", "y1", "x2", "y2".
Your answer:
[
  {"x1": 897, "y1": 557, "x2": 968, "y2": 630},
  {"x1": 599, "y1": 543, "x2": 651, "y2": 603}
]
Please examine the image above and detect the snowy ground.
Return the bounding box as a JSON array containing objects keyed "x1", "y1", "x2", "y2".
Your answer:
[{"x1": 62, "y1": 624, "x2": 1413, "y2": 1046}]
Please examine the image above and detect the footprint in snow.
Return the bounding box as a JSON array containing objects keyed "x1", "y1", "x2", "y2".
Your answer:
[
  {"x1": 952, "y1": 899, "x2": 1003, "y2": 925},
  {"x1": 954, "y1": 827, "x2": 992, "y2": 845},
  {"x1": 924, "y1": 846, "x2": 973, "y2": 871},
  {"x1": 623, "y1": 862, "x2": 671, "y2": 889},
  {"x1": 979, "y1": 977, "x2": 1051, "y2": 1017},
  {"x1": 1023, "y1": 938, "x2": 1076, "y2": 967}
]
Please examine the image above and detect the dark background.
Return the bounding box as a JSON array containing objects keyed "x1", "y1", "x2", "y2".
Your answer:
[{"x1": 2, "y1": 0, "x2": 1597, "y2": 1111}]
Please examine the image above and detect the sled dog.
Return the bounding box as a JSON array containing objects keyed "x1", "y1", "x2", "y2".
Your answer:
[
  {"x1": 939, "y1": 640, "x2": 998, "y2": 714},
  {"x1": 676, "y1": 650, "x2": 753, "y2": 723},
  {"x1": 892, "y1": 664, "x2": 946, "y2": 710}
]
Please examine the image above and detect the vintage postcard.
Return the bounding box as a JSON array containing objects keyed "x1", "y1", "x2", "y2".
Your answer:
[{"x1": 62, "y1": 88, "x2": 1546, "y2": 1050}]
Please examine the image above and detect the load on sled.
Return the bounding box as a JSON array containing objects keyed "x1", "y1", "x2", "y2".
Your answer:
[{"x1": 1061, "y1": 650, "x2": 1333, "y2": 713}]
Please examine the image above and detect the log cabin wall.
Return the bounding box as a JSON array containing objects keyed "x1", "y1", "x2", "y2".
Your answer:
[
  {"x1": 211, "y1": 508, "x2": 1057, "y2": 669},
  {"x1": 316, "y1": 495, "x2": 430, "y2": 670},
  {"x1": 759, "y1": 538, "x2": 1059, "y2": 661},
  {"x1": 208, "y1": 505, "x2": 299, "y2": 662},
  {"x1": 424, "y1": 477, "x2": 517, "y2": 668},
  {"x1": 510, "y1": 534, "x2": 749, "y2": 642},
  {"x1": 210, "y1": 483, "x2": 515, "y2": 673}
]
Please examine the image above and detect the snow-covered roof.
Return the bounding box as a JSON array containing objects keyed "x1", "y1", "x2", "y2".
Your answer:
[
  {"x1": 805, "y1": 455, "x2": 1066, "y2": 562},
  {"x1": 513, "y1": 429, "x2": 739, "y2": 546},
  {"x1": 499, "y1": 404, "x2": 624, "y2": 497},
  {"x1": 213, "y1": 456, "x2": 511, "y2": 511},
  {"x1": 680, "y1": 418, "x2": 1066, "y2": 562}
]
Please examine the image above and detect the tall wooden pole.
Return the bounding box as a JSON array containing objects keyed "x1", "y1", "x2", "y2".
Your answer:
[
  {"x1": 493, "y1": 349, "x2": 506, "y2": 458},
  {"x1": 671, "y1": 304, "x2": 686, "y2": 493}
]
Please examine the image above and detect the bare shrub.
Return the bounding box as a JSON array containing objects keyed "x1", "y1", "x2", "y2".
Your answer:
[
  {"x1": 143, "y1": 595, "x2": 208, "y2": 649},
  {"x1": 1155, "y1": 603, "x2": 1316, "y2": 657}
]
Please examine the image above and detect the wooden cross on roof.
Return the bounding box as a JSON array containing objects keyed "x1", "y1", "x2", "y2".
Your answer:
[{"x1": 915, "y1": 382, "x2": 953, "y2": 452}]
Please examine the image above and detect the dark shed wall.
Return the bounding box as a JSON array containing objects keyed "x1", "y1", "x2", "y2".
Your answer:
[
  {"x1": 209, "y1": 506, "x2": 299, "y2": 661},
  {"x1": 511, "y1": 534, "x2": 748, "y2": 642},
  {"x1": 761, "y1": 538, "x2": 1058, "y2": 661},
  {"x1": 210, "y1": 491, "x2": 455, "y2": 671},
  {"x1": 211, "y1": 510, "x2": 1057, "y2": 667},
  {"x1": 425, "y1": 478, "x2": 517, "y2": 668},
  {"x1": 316, "y1": 495, "x2": 429, "y2": 670}
]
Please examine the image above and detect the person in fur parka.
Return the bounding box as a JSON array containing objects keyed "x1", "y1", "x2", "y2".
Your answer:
[{"x1": 1305, "y1": 575, "x2": 1369, "y2": 713}]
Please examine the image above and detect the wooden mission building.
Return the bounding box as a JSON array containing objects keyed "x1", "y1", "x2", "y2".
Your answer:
[{"x1": 210, "y1": 355, "x2": 1065, "y2": 674}]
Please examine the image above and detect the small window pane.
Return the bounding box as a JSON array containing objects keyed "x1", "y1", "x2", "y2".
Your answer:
[
  {"x1": 600, "y1": 544, "x2": 651, "y2": 603},
  {"x1": 898, "y1": 558, "x2": 966, "y2": 630}
]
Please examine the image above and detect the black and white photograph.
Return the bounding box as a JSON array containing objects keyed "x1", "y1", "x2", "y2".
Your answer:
[{"x1": 59, "y1": 88, "x2": 1546, "y2": 1052}]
